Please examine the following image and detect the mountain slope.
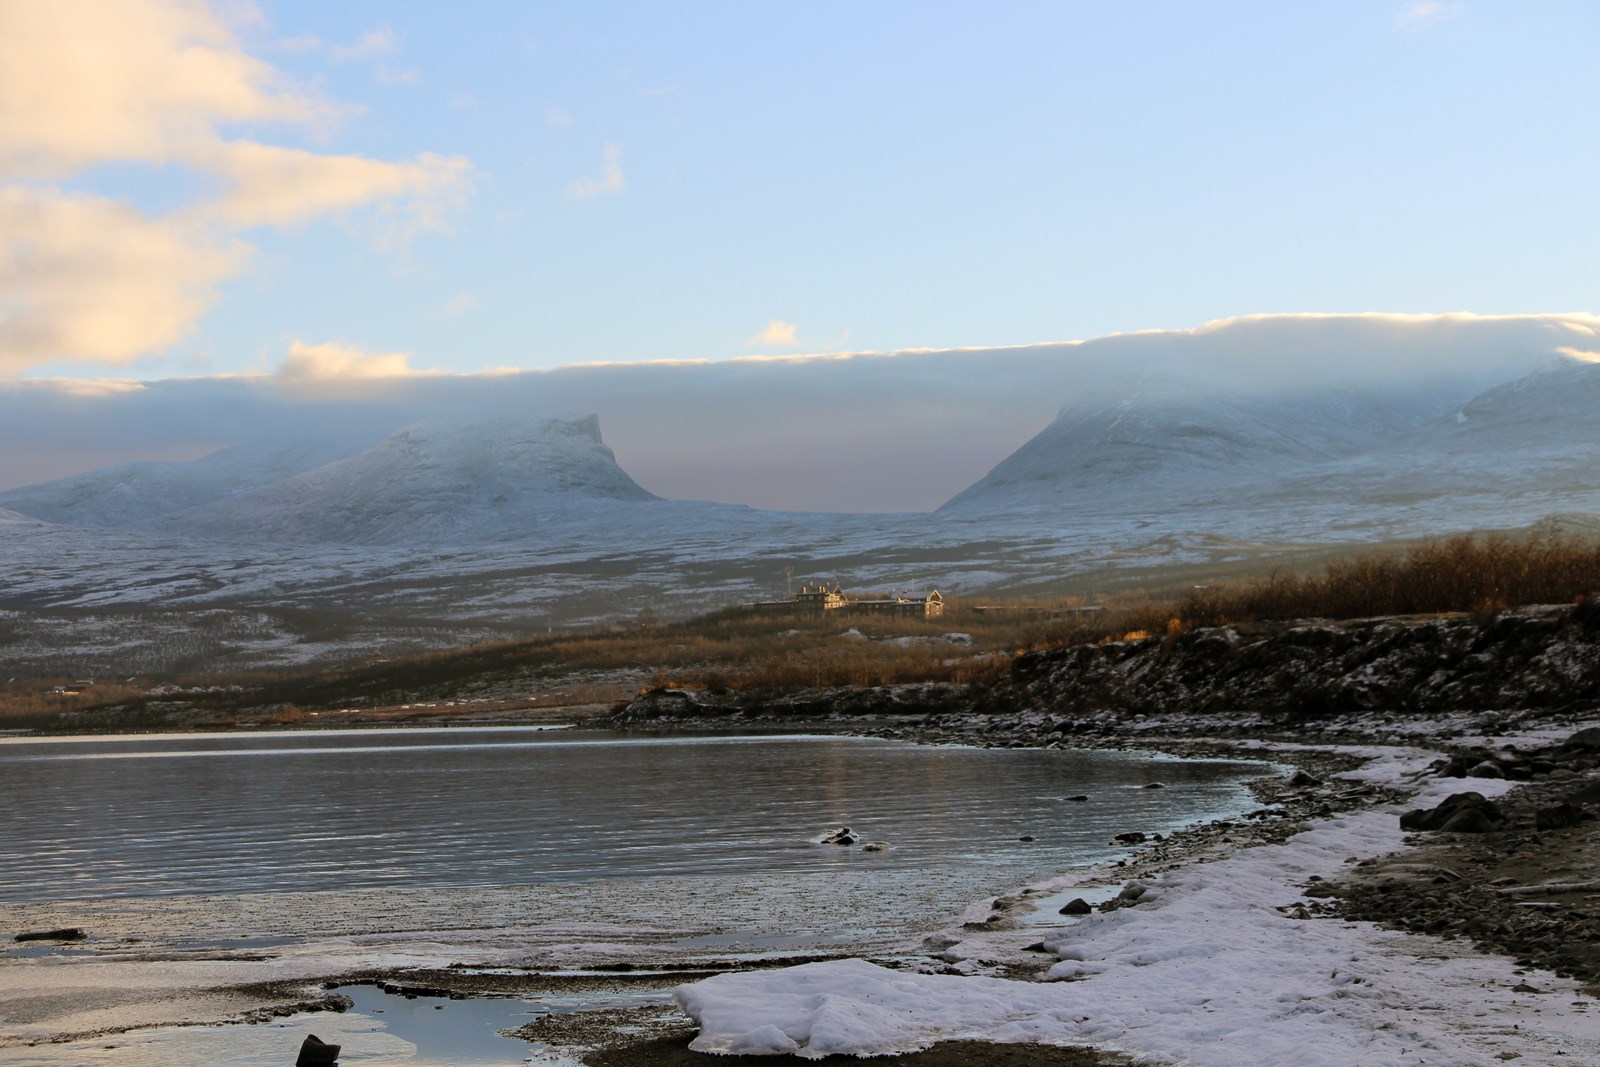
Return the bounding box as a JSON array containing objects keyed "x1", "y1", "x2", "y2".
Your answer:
[
  {"x1": 164, "y1": 414, "x2": 659, "y2": 544},
  {"x1": 940, "y1": 379, "x2": 1440, "y2": 512},
  {"x1": 0, "y1": 433, "x2": 376, "y2": 528}
]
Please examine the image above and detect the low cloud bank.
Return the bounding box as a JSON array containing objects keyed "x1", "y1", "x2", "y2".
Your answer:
[{"x1": 1, "y1": 312, "x2": 1593, "y2": 512}]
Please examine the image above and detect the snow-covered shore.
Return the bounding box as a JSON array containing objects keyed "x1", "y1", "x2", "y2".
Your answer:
[{"x1": 673, "y1": 738, "x2": 1600, "y2": 1065}]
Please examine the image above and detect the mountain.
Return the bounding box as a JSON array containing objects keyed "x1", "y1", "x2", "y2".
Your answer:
[
  {"x1": 0, "y1": 506, "x2": 44, "y2": 528},
  {"x1": 163, "y1": 414, "x2": 659, "y2": 544},
  {"x1": 0, "y1": 432, "x2": 376, "y2": 528},
  {"x1": 940, "y1": 377, "x2": 1441, "y2": 512}
]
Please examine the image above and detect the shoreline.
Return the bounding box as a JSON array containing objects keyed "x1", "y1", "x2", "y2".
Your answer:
[{"x1": 5, "y1": 702, "x2": 1600, "y2": 1064}]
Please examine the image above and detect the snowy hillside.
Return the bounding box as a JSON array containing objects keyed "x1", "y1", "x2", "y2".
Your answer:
[
  {"x1": 0, "y1": 433, "x2": 376, "y2": 528},
  {"x1": 941, "y1": 378, "x2": 1443, "y2": 512},
  {"x1": 161, "y1": 414, "x2": 659, "y2": 544},
  {"x1": 0, "y1": 506, "x2": 44, "y2": 528}
]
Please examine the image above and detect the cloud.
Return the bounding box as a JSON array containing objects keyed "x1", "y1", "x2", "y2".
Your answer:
[
  {"x1": 188, "y1": 141, "x2": 470, "y2": 233},
  {"x1": 0, "y1": 186, "x2": 247, "y2": 374},
  {"x1": 546, "y1": 105, "x2": 574, "y2": 128},
  {"x1": 278, "y1": 340, "x2": 426, "y2": 381},
  {"x1": 7, "y1": 312, "x2": 1595, "y2": 510},
  {"x1": 376, "y1": 66, "x2": 422, "y2": 86},
  {"x1": 0, "y1": 0, "x2": 472, "y2": 376},
  {"x1": 566, "y1": 144, "x2": 625, "y2": 199},
  {"x1": 444, "y1": 293, "x2": 482, "y2": 317},
  {"x1": 0, "y1": 0, "x2": 332, "y2": 177},
  {"x1": 747, "y1": 320, "x2": 803, "y2": 349},
  {"x1": 1394, "y1": 2, "x2": 1463, "y2": 30},
  {"x1": 329, "y1": 27, "x2": 396, "y2": 62}
]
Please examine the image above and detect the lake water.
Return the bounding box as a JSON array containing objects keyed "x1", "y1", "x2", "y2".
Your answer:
[
  {"x1": 0, "y1": 727, "x2": 1272, "y2": 1066},
  {"x1": 0, "y1": 727, "x2": 1266, "y2": 904}
]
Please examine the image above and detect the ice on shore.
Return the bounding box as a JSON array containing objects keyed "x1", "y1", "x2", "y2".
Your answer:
[{"x1": 674, "y1": 742, "x2": 1600, "y2": 1066}]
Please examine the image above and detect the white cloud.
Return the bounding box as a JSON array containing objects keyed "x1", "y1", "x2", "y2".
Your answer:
[
  {"x1": 451, "y1": 92, "x2": 479, "y2": 110},
  {"x1": 546, "y1": 105, "x2": 574, "y2": 128},
  {"x1": 0, "y1": 0, "x2": 331, "y2": 177},
  {"x1": 747, "y1": 320, "x2": 803, "y2": 349},
  {"x1": 188, "y1": 141, "x2": 470, "y2": 234},
  {"x1": 1394, "y1": 2, "x2": 1464, "y2": 31},
  {"x1": 566, "y1": 144, "x2": 625, "y2": 199},
  {"x1": 444, "y1": 293, "x2": 482, "y2": 317},
  {"x1": 330, "y1": 27, "x2": 396, "y2": 62},
  {"x1": 0, "y1": 0, "x2": 472, "y2": 376},
  {"x1": 0, "y1": 186, "x2": 247, "y2": 375},
  {"x1": 278, "y1": 340, "x2": 425, "y2": 381},
  {"x1": 376, "y1": 66, "x2": 422, "y2": 86}
]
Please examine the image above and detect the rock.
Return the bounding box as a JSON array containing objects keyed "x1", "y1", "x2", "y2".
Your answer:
[
  {"x1": 821, "y1": 827, "x2": 859, "y2": 846},
  {"x1": 1018, "y1": 834, "x2": 1037, "y2": 842},
  {"x1": 1439, "y1": 808, "x2": 1498, "y2": 833},
  {"x1": 1059, "y1": 897, "x2": 1093, "y2": 915},
  {"x1": 1285, "y1": 769, "x2": 1322, "y2": 787},
  {"x1": 1113, "y1": 831, "x2": 1147, "y2": 844},
  {"x1": 861, "y1": 841, "x2": 889, "y2": 852},
  {"x1": 1534, "y1": 803, "x2": 1585, "y2": 831},
  {"x1": 13, "y1": 928, "x2": 86, "y2": 942},
  {"x1": 1066, "y1": 795, "x2": 1089, "y2": 802},
  {"x1": 1399, "y1": 791, "x2": 1505, "y2": 833},
  {"x1": 1117, "y1": 881, "x2": 1149, "y2": 902},
  {"x1": 1143, "y1": 782, "x2": 1165, "y2": 789},
  {"x1": 1468, "y1": 760, "x2": 1506, "y2": 779},
  {"x1": 296, "y1": 1034, "x2": 342, "y2": 1066}
]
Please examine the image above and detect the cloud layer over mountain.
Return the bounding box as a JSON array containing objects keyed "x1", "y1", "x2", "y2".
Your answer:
[{"x1": 3, "y1": 312, "x2": 1594, "y2": 512}]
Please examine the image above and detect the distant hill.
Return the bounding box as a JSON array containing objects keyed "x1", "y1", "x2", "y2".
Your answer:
[
  {"x1": 940, "y1": 377, "x2": 1442, "y2": 512},
  {"x1": 161, "y1": 414, "x2": 660, "y2": 544},
  {"x1": 0, "y1": 433, "x2": 375, "y2": 528}
]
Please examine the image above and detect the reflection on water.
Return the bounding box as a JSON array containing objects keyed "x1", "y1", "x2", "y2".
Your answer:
[{"x1": 0, "y1": 727, "x2": 1265, "y2": 902}]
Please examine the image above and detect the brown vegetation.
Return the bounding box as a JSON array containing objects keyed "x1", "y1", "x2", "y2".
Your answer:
[{"x1": 7, "y1": 531, "x2": 1599, "y2": 731}]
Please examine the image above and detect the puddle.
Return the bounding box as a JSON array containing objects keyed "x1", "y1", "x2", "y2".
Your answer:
[{"x1": 0, "y1": 983, "x2": 676, "y2": 1067}]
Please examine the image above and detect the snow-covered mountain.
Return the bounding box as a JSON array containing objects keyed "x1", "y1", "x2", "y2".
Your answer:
[
  {"x1": 161, "y1": 414, "x2": 659, "y2": 544},
  {"x1": 0, "y1": 432, "x2": 376, "y2": 528},
  {"x1": 0, "y1": 505, "x2": 44, "y2": 529},
  {"x1": 940, "y1": 378, "x2": 1443, "y2": 512}
]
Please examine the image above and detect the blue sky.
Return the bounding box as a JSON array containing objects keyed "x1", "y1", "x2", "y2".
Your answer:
[{"x1": 3, "y1": 1, "x2": 1596, "y2": 381}]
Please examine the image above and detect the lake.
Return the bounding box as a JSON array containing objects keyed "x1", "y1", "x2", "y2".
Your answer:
[{"x1": 0, "y1": 726, "x2": 1266, "y2": 904}]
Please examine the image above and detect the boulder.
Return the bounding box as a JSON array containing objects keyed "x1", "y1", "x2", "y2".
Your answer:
[
  {"x1": 821, "y1": 827, "x2": 859, "y2": 846},
  {"x1": 296, "y1": 1034, "x2": 341, "y2": 1066},
  {"x1": 1285, "y1": 769, "x2": 1322, "y2": 787},
  {"x1": 1113, "y1": 831, "x2": 1147, "y2": 845},
  {"x1": 1399, "y1": 791, "x2": 1505, "y2": 833},
  {"x1": 1468, "y1": 760, "x2": 1506, "y2": 779},
  {"x1": 1059, "y1": 897, "x2": 1093, "y2": 916}
]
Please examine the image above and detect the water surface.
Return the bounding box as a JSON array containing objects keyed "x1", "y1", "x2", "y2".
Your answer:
[{"x1": 0, "y1": 727, "x2": 1263, "y2": 902}]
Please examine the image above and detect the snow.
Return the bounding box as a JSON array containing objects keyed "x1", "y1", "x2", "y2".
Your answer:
[{"x1": 673, "y1": 740, "x2": 1600, "y2": 1065}]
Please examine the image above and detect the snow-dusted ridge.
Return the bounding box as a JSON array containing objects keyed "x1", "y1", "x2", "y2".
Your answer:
[{"x1": 158, "y1": 413, "x2": 658, "y2": 545}]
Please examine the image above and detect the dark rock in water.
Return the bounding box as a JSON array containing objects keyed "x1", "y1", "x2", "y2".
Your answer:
[
  {"x1": 1400, "y1": 791, "x2": 1505, "y2": 833},
  {"x1": 1286, "y1": 769, "x2": 1322, "y2": 787},
  {"x1": 1066, "y1": 795, "x2": 1089, "y2": 802},
  {"x1": 1114, "y1": 831, "x2": 1147, "y2": 844},
  {"x1": 1018, "y1": 834, "x2": 1037, "y2": 842},
  {"x1": 1468, "y1": 760, "x2": 1505, "y2": 779},
  {"x1": 296, "y1": 1034, "x2": 341, "y2": 1066},
  {"x1": 1534, "y1": 802, "x2": 1586, "y2": 831},
  {"x1": 1059, "y1": 897, "x2": 1093, "y2": 915},
  {"x1": 1143, "y1": 782, "x2": 1165, "y2": 789},
  {"x1": 14, "y1": 928, "x2": 85, "y2": 942},
  {"x1": 821, "y1": 827, "x2": 859, "y2": 846}
]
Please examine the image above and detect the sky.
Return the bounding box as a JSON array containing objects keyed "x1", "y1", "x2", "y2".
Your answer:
[{"x1": 2, "y1": 0, "x2": 1596, "y2": 385}]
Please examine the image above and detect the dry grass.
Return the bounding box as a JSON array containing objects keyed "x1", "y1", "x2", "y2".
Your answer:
[
  {"x1": 10, "y1": 530, "x2": 1599, "y2": 729},
  {"x1": 1173, "y1": 530, "x2": 1600, "y2": 628}
]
